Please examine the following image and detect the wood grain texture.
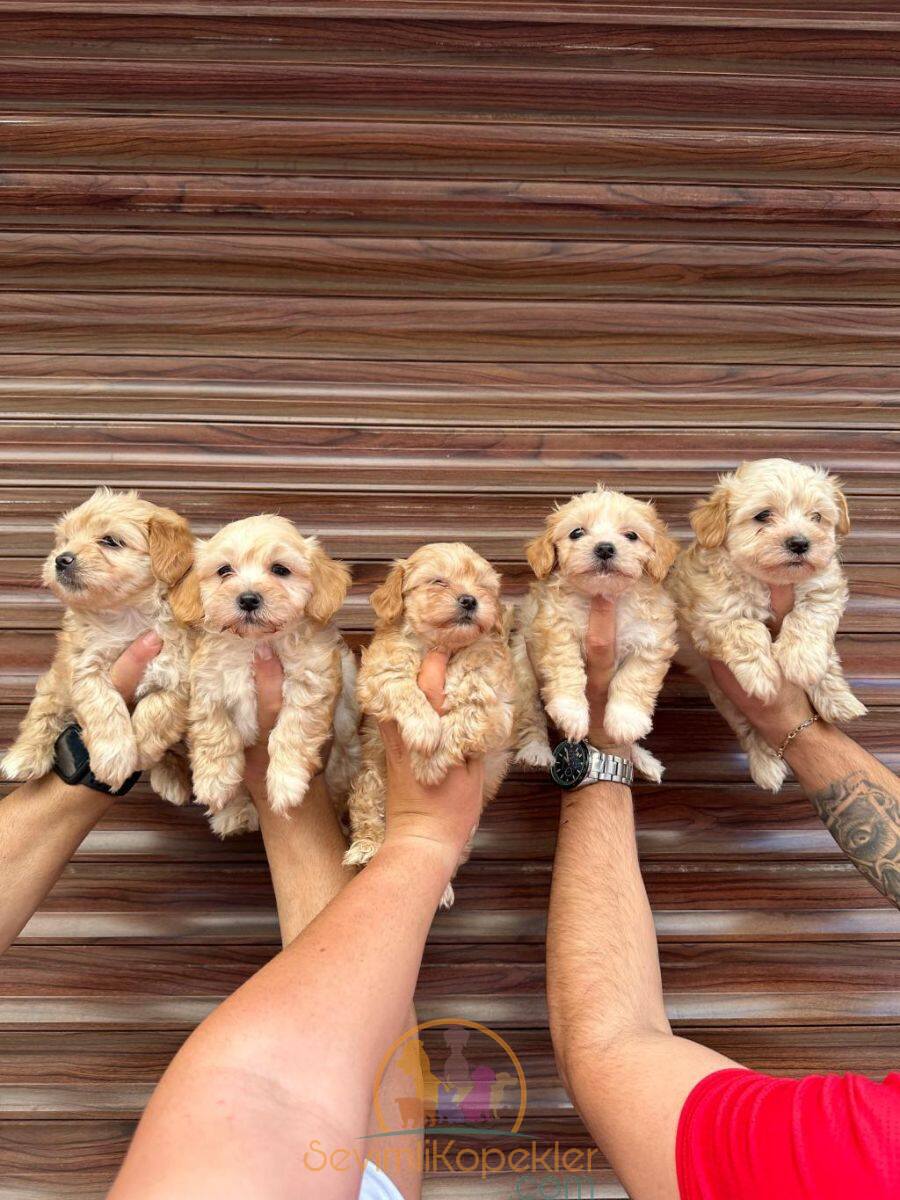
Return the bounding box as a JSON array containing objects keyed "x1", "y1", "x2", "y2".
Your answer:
[{"x1": 0, "y1": 6, "x2": 897, "y2": 1198}]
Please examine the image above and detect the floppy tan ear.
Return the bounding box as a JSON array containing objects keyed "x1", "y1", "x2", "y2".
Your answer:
[
  {"x1": 370, "y1": 560, "x2": 406, "y2": 625},
  {"x1": 833, "y1": 481, "x2": 851, "y2": 536},
  {"x1": 525, "y1": 528, "x2": 556, "y2": 579},
  {"x1": 147, "y1": 509, "x2": 195, "y2": 587},
  {"x1": 644, "y1": 509, "x2": 680, "y2": 583},
  {"x1": 307, "y1": 544, "x2": 351, "y2": 625},
  {"x1": 691, "y1": 477, "x2": 732, "y2": 549}
]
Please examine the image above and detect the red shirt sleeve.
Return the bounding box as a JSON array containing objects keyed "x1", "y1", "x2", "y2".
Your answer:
[{"x1": 676, "y1": 1067, "x2": 900, "y2": 1200}]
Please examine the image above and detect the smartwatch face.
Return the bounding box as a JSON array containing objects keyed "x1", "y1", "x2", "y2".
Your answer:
[{"x1": 550, "y1": 739, "x2": 590, "y2": 788}]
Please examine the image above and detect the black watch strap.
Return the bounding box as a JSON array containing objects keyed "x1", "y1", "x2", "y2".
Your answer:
[{"x1": 52, "y1": 725, "x2": 141, "y2": 797}]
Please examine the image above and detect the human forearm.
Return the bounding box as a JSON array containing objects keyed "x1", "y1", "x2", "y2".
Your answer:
[
  {"x1": 110, "y1": 835, "x2": 452, "y2": 1200},
  {"x1": 784, "y1": 721, "x2": 900, "y2": 907},
  {"x1": 0, "y1": 774, "x2": 113, "y2": 952}
]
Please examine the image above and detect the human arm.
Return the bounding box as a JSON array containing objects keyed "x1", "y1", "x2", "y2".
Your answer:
[
  {"x1": 109, "y1": 652, "x2": 482, "y2": 1200},
  {"x1": 0, "y1": 632, "x2": 163, "y2": 954},
  {"x1": 546, "y1": 597, "x2": 738, "y2": 1200}
]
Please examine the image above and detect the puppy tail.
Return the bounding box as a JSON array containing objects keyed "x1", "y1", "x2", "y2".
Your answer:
[
  {"x1": 343, "y1": 838, "x2": 378, "y2": 868},
  {"x1": 631, "y1": 743, "x2": 664, "y2": 783},
  {"x1": 208, "y1": 794, "x2": 259, "y2": 839},
  {"x1": 325, "y1": 644, "x2": 362, "y2": 802},
  {"x1": 150, "y1": 749, "x2": 192, "y2": 807}
]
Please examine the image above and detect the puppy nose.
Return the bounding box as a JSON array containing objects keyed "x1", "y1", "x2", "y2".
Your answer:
[
  {"x1": 458, "y1": 593, "x2": 478, "y2": 612},
  {"x1": 785, "y1": 536, "x2": 810, "y2": 556},
  {"x1": 594, "y1": 542, "x2": 616, "y2": 561},
  {"x1": 55, "y1": 553, "x2": 75, "y2": 572},
  {"x1": 238, "y1": 591, "x2": 262, "y2": 612}
]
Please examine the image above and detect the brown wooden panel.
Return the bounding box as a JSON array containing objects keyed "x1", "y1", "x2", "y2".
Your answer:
[
  {"x1": 9, "y1": 234, "x2": 900, "y2": 303},
  {"x1": 0, "y1": 489, "x2": 895, "y2": 562},
  {"x1": 5, "y1": 118, "x2": 900, "y2": 186},
  {"x1": 5, "y1": 175, "x2": 900, "y2": 242}
]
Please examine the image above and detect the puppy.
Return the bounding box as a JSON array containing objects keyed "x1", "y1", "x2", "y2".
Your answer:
[
  {"x1": 2, "y1": 488, "x2": 194, "y2": 802},
  {"x1": 345, "y1": 543, "x2": 516, "y2": 906},
  {"x1": 669, "y1": 457, "x2": 866, "y2": 792},
  {"x1": 180, "y1": 514, "x2": 360, "y2": 837},
  {"x1": 515, "y1": 485, "x2": 678, "y2": 781}
]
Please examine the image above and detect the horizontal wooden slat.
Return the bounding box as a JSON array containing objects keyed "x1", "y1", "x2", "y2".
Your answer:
[
  {"x1": 1, "y1": 359, "x2": 899, "y2": 429},
  {"x1": 2, "y1": 562, "x2": 895, "y2": 632},
  {"x1": 5, "y1": 175, "x2": 900, "y2": 242},
  {"x1": 5, "y1": 117, "x2": 900, "y2": 186},
  {"x1": 1, "y1": 59, "x2": 898, "y2": 130},
  {"x1": 0, "y1": 422, "x2": 895, "y2": 492},
  {"x1": 8, "y1": 234, "x2": 900, "y2": 303},
  {"x1": 0, "y1": 490, "x2": 894, "y2": 561}
]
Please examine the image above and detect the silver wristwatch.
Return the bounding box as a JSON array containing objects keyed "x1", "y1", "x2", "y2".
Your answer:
[{"x1": 550, "y1": 739, "x2": 634, "y2": 790}]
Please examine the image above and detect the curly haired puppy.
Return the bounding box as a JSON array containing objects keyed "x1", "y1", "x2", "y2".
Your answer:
[
  {"x1": 2, "y1": 488, "x2": 194, "y2": 801},
  {"x1": 514, "y1": 485, "x2": 678, "y2": 782},
  {"x1": 180, "y1": 514, "x2": 360, "y2": 837},
  {"x1": 669, "y1": 458, "x2": 866, "y2": 792},
  {"x1": 345, "y1": 543, "x2": 516, "y2": 906}
]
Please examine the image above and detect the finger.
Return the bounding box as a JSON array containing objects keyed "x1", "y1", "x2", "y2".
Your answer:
[
  {"x1": 253, "y1": 645, "x2": 284, "y2": 734},
  {"x1": 377, "y1": 719, "x2": 406, "y2": 760},
  {"x1": 109, "y1": 631, "x2": 163, "y2": 706},
  {"x1": 418, "y1": 650, "x2": 449, "y2": 714},
  {"x1": 768, "y1": 583, "x2": 795, "y2": 632},
  {"x1": 708, "y1": 658, "x2": 755, "y2": 711}
]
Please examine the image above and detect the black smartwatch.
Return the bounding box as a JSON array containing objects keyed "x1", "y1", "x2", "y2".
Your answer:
[
  {"x1": 52, "y1": 725, "x2": 141, "y2": 797},
  {"x1": 550, "y1": 739, "x2": 634, "y2": 791}
]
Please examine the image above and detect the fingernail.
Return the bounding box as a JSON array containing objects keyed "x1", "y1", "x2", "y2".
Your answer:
[
  {"x1": 255, "y1": 642, "x2": 273, "y2": 661},
  {"x1": 139, "y1": 631, "x2": 163, "y2": 652}
]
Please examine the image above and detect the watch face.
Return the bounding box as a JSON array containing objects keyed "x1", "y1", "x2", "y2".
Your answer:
[{"x1": 550, "y1": 740, "x2": 590, "y2": 788}]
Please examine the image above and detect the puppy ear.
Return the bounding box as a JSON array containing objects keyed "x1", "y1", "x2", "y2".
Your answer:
[
  {"x1": 833, "y1": 480, "x2": 851, "y2": 536},
  {"x1": 147, "y1": 509, "x2": 194, "y2": 587},
  {"x1": 644, "y1": 509, "x2": 679, "y2": 583},
  {"x1": 371, "y1": 560, "x2": 406, "y2": 625},
  {"x1": 526, "y1": 528, "x2": 556, "y2": 579},
  {"x1": 307, "y1": 544, "x2": 351, "y2": 625},
  {"x1": 169, "y1": 571, "x2": 203, "y2": 627},
  {"x1": 691, "y1": 477, "x2": 732, "y2": 549}
]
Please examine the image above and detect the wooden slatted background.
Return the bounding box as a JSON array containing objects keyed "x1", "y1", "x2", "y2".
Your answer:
[{"x1": 1, "y1": 3, "x2": 899, "y2": 1196}]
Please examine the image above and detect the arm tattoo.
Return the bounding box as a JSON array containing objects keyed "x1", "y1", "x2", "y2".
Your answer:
[{"x1": 808, "y1": 771, "x2": 900, "y2": 909}]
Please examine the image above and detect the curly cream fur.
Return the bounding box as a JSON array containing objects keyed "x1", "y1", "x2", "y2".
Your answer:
[
  {"x1": 186, "y1": 515, "x2": 360, "y2": 836},
  {"x1": 344, "y1": 543, "x2": 516, "y2": 907},
  {"x1": 1, "y1": 488, "x2": 194, "y2": 802},
  {"x1": 669, "y1": 458, "x2": 866, "y2": 792},
  {"x1": 514, "y1": 485, "x2": 678, "y2": 782}
]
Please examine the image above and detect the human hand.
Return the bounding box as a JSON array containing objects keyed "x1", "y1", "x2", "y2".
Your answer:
[
  {"x1": 243, "y1": 645, "x2": 284, "y2": 790},
  {"x1": 380, "y1": 650, "x2": 485, "y2": 868},
  {"x1": 707, "y1": 583, "x2": 815, "y2": 748},
  {"x1": 110, "y1": 631, "x2": 163, "y2": 708},
  {"x1": 583, "y1": 596, "x2": 630, "y2": 757}
]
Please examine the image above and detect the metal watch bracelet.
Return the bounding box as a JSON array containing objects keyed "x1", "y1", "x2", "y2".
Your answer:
[{"x1": 576, "y1": 747, "x2": 634, "y2": 789}]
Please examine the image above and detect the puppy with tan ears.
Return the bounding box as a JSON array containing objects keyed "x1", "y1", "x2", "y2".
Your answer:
[
  {"x1": 2, "y1": 488, "x2": 194, "y2": 801},
  {"x1": 669, "y1": 457, "x2": 866, "y2": 792},
  {"x1": 178, "y1": 514, "x2": 360, "y2": 837},
  {"x1": 515, "y1": 485, "x2": 678, "y2": 781},
  {"x1": 345, "y1": 543, "x2": 516, "y2": 906}
]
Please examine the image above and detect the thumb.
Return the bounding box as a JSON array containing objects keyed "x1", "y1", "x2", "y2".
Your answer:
[
  {"x1": 110, "y1": 631, "x2": 163, "y2": 706},
  {"x1": 418, "y1": 650, "x2": 449, "y2": 714}
]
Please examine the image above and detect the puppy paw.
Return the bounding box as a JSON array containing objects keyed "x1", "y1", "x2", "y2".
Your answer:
[
  {"x1": 747, "y1": 746, "x2": 788, "y2": 793},
  {"x1": 775, "y1": 637, "x2": 828, "y2": 689},
  {"x1": 813, "y1": 689, "x2": 867, "y2": 725},
  {"x1": 631, "y1": 743, "x2": 664, "y2": 783},
  {"x1": 439, "y1": 883, "x2": 455, "y2": 910},
  {"x1": 1, "y1": 742, "x2": 53, "y2": 782},
  {"x1": 730, "y1": 654, "x2": 780, "y2": 703},
  {"x1": 266, "y1": 768, "x2": 312, "y2": 816},
  {"x1": 344, "y1": 838, "x2": 379, "y2": 868},
  {"x1": 87, "y1": 737, "x2": 139, "y2": 791},
  {"x1": 545, "y1": 695, "x2": 590, "y2": 743},
  {"x1": 398, "y1": 707, "x2": 442, "y2": 756},
  {"x1": 604, "y1": 700, "x2": 652, "y2": 747},
  {"x1": 410, "y1": 751, "x2": 452, "y2": 787},
  {"x1": 193, "y1": 772, "x2": 238, "y2": 813},
  {"x1": 208, "y1": 799, "x2": 258, "y2": 839},
  {"x1": 515, "y1": 738, "x2": 554, "y2": 769},
  {"x1": 150, "y1": 755, "x2": 192, "y2": 807}
]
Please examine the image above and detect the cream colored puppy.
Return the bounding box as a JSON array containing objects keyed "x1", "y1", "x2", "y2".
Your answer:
[
  {"x1": 669, "y1": 458, "x2": 866, "y2": 792},
  {"x1": 345, "y1": 543, "x2": 516, "y2": 906},
  {"x1": 180, "y1": 515, "x2": 360, "y2": 837},
  {"x1": 515, "y1": 485, "x2": 678, "y2": 781},
  {"x1": 2, "y1": 488, "x2": 194, "y2": 801}
]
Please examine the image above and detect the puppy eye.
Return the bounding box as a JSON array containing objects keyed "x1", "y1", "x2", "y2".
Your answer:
[
  {"x1": 568, "y1": 528, "x2": 586, "y2": 541},
  {"x1": 99, "y1": 535, "x2": 123, "y2": 549},
  {"x1": 430, "y1": 578, "x2": 447, "y2": 586},
  {"x1": 216, "y1": 564, "x2": 233, "y2": 578},
  {"x1": 810, "y1": 512, "x2": 822, "y2": 523},
  {"x1": 623, "y1": 531, "x2": 639, "y2": 542},
  {"x1": 753, "y1": 510, "x2": 772, "y2": 524},
  {"x1": 271, "y1": 563, "x2": 291, "y2": 577}
]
